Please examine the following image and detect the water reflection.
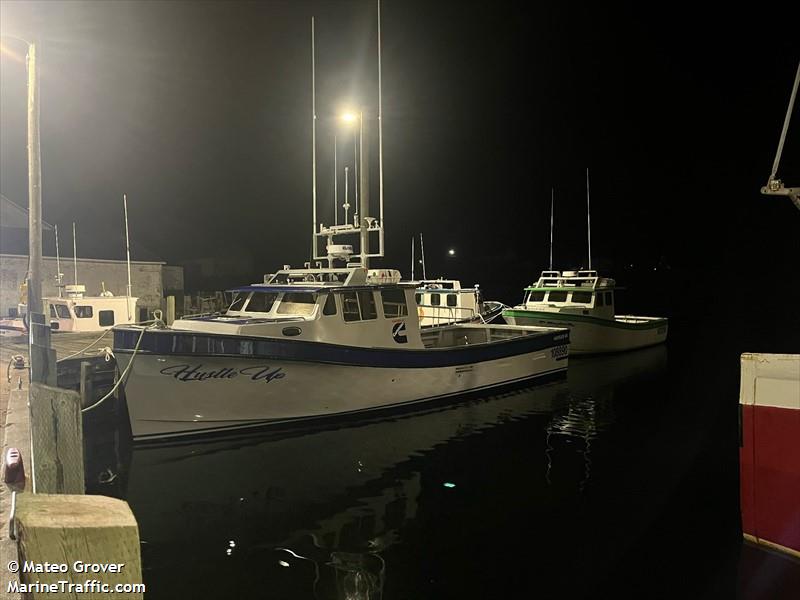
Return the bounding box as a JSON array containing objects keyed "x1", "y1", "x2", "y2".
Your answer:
[
  {"x1": 88, "y1": 345, "x2": 666, "y2": 599},
  {"x1": 546, "y1": 346, "x2": 667, "y2": 491}
]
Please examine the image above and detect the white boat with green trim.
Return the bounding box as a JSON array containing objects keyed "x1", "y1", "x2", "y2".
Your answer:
[{"x1": 502, "y1": 270, "x2": 667, "y2": 355}]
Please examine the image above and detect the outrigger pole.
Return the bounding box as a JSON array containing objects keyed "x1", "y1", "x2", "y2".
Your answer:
[
  {"x1": 123, "y1": 193, "x2": 133, "y2": 321},
  {"x1": 549, "y1": 187, "x2": 554, "y2": 271},
  {"x1": 411, "y1": 236, "x2": 415, "y2": 280},
  {"x1": 72, "y1": 222, "x2": 78, "y2": 285},
  {"x1": 377, "y1": 0, "x2": 385, "y2": 255},
  {"x1": 54, "y1": 224, "x2": 63, "y2": 297},
  {"x1": 586, "y1": 168, "x2": 592, "y2": 270},
  {"x1": 311, "y1": 16, "x2": 318, "y2": 260},
  {"x1": 761, "y1": 60, "x2": 800, "y2": 210}
]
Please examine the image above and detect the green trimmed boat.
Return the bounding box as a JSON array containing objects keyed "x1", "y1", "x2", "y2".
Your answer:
[{"x1": 502, "y1": 270, "x2": 667, "y2": 355}]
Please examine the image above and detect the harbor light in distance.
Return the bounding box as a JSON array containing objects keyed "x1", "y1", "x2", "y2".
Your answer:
[{"x1": 448, "y1": 249, "x2": 455, "y2": 256}]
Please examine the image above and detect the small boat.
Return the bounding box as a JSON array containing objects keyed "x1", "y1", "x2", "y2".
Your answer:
[
  {"x1": 114, "y1": 265, "x2": 569, "y2": 440},
  {"x1": 46, "y1": 284, "x2": 137, "y2": 332},
  {"x1": 415, "y1": 279, "x2": 504, "y2": 327},
  {"x1": 502, "y1": 269, "x2": 667, "y2": 354},
  {"x1": 408, "y1": 235, "x2": 504, "y2": 327}
]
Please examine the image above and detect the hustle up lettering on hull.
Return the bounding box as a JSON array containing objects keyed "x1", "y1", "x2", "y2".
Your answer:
[{"x1": 159, "y1": 364, "x2": 286, "y2": 383}]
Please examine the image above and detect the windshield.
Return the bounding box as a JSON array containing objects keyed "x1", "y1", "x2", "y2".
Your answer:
[
  {"x1": 227, "y1": 292, "x2": 246, "y2": 313},
  {"x1": 244, "y1": 292, "x2": 279, "y2": 313},
  {"x1": 276, "y1": 292, "x2": 317, "y2": 316}
]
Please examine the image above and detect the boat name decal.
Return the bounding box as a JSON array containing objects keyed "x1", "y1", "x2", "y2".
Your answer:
[{"x1": 159, "y1": 364, "x2": 286, "y2": 383}]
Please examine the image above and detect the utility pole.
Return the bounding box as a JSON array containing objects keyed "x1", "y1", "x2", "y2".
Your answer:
[{"x1": 27, "y1": 41, "x2": 43, "y2": 317}]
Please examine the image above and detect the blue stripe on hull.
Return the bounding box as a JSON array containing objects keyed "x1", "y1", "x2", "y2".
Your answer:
[
  {"x1": 130, "y1": 366, "x2": 567, "y2": 443},
  {"x1": 113, "y1": 328, "x2": 568, "y2": 369}
]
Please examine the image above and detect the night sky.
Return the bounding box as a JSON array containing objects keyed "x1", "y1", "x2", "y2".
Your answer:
[{"x1": 1, "y1": 1, "x2": 798, "y2": 327}]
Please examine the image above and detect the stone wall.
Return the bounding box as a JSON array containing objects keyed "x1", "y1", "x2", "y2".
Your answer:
[{"x1": 0, "y1": 254, "x2": 180, "y2": 317}]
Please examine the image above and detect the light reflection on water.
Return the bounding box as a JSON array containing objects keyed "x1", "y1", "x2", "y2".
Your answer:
[{"x1": 87, "y1": 345, "x2": 668, "y2": 599}]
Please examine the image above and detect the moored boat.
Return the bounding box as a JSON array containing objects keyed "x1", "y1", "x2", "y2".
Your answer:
[
  {"x1": 415, "y1": 279, "x2": 504, "y2": 327},
  {"x1": 114, "y1": 265, "x2": 569, "y2": 440},
  {"x1": 502, "y1": 269, "x2": 667, "y2": 354}
]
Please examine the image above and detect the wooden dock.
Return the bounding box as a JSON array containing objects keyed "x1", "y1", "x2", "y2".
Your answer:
[{"x1": 1, "y1": 330, "x2": 142, "y2": 599}]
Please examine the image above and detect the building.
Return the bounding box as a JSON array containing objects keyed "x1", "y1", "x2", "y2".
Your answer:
[{"x1": 0, "y1": 194, "x2": 183, "y2": 319}]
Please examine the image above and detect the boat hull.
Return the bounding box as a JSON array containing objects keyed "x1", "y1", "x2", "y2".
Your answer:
[
  {"x1": 503, "y1": 310, "x2": 667, "y2": 354},
  {"x1": 739, "y1": 353, "x2": 800, "y2": 558},
  {"x1": 114, "y1": 327, "x2": 569, "y2": 440}
]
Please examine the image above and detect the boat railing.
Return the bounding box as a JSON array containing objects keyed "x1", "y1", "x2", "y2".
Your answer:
[{"x1": 417, "y1": 304, "x2": 478, "y2": 326}]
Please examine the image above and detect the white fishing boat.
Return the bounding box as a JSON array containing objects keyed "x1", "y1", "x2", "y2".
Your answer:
[
  {"x1": 409, "y1": 235, "x2": 504, "y2": 327},
  {"x1": 415, "y1": 279, "x2": 504, "y2": 327},
  {"x1": 114, "y1": 264, "x2": 568, "y2": 440},
  {"x1": 502, "y1": 269, "x2": 667, "y2": 354},
  {"x1": 503, "y1": 175, "x2": 667, "y2": 354},
  {"x1": 47, "y1": 284, "x2": 137, "y2": 332},
  {"x1": 112, "y1": 12, "x2": 569, "y2": 441}
]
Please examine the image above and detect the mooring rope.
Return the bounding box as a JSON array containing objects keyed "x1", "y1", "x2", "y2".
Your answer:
[
  {"x1": 56, "y1": 328, "x2": 112, "y2": 362},
  {"x1": 81, "y1": 324, "x2": 152, "y2": 414}
]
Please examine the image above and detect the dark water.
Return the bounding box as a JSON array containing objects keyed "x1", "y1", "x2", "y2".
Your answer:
[{"x1": 86, "y1": 323, "x2": 800, "y2": 599}]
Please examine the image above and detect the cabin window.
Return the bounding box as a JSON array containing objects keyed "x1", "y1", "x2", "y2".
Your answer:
[
  {"x1": 98, "y1": 310, "x2": 114, "y2": 327},
  {"x1": 75, "y1": 306, "x2": 93, "y2": 318},
  {"x1": 415, "y1": 293, "x2": 422, "y2": 305},
  {"x1": 49, "y1": 305, "x2": 56, "y2": 318},
  {"x1": 322, "y1": 293, "x2": 337, "y2": 316},
  {"x1": 446, "y1": 294, "x2": 458, "y2": 307},
  {"x1": 358, "y1": 291, "x2": 377, "y2": 320},
  {"x1": 547, "y1": 291, "x2": 567, "y2": 303},
  {"x1": 596, "y1": 293, "x2": 604, "y2": 307},
  {"x1": 605, "y1": 291, "x2": 613, "y2": 305},
  {"x1": 277, "y1": 292, "x2": 317, "y2": 316},
  {"x1": 381, "y1": 289, "x2": 408, "y2": 318},
  {"x1": 572, "y1": 291, "x2": 592, "y2": 304},
  {"x1": 244, "y1": 292, "x2": 278, "y2": 313},
  {"x1": 341, "y1": 292, "x2": 361, "y2": 322},
  {"x1": 528, "y1": 291, "x2": 545, "y2": 302},
  {"x1": 430, "y1": 293, "x2": 441, "y2": 306},
  {"x1": 228, "y1": 292, "x2": 246, "y2": 312}
]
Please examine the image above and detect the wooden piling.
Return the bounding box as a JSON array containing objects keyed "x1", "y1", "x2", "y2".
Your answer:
[
  {"x1": 28, "y1": 383, "x2": 84, "y2": 494},
  {"x1": 13, "y1": 494, "x2": 143, "y2": 599}
]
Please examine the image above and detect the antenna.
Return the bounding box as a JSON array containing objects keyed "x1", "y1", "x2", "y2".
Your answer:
[
  {"x1": 549, "y1": 187, "x2": 554, "y2": 271},
  {"x1": 586, "y1": 168, "x2": 592, "y2": 270},
  {"x1": 72, "y1": 222, "x2": 78, "y2": 285},
  {"x1": 344, "y1": 166, "x2": 350, "y2": 223},
  {"x1": 54, "y1": 224, "x2": 63, "y2": 297},
  {"x1": 411, "y1": 236, "x2": 415, "y2": 280},
  {"x1": 311, "y1": 17, "x2": 318, "y2": 261},
  {"x1": 353, "y1": 128, "x2": 359, "y2": 218},
  {"x1": 420, "y1": 233, "x2": 427, "y2": 280},
  {"x1": 377, "y1": 0, "x2": 385, "y2": 255},
  {"x1": 762, "y1": 60, "x2": 800, "y2": 210},
  {"x1": 333, "y1": 135, "x2": 338, "y2": 225},
  {"x1": 123, "y1": 193, "x2": 133, "y2": 321}
]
